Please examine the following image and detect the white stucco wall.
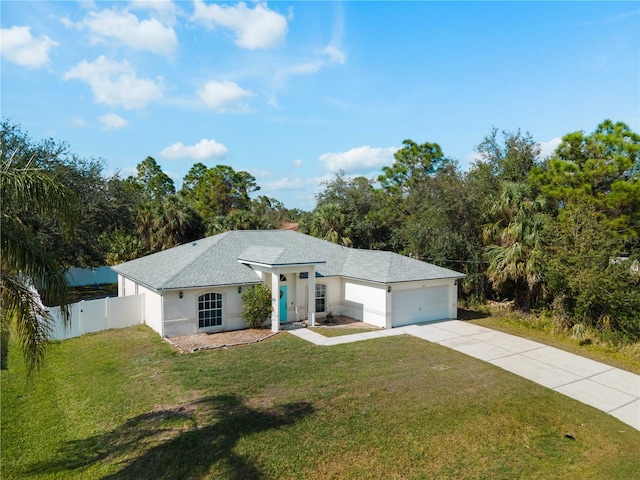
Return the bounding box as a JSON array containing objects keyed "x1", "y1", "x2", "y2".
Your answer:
[
  {"x1": 449, "y1": 282, "x2": 458, "y2": 319},
  {"x1": 343, "y1": 279, "x2": 389, "y2": 328},
  {"x1": 116, "y1": 269, "x2": 460, "y2": 336},
  {"x1": 118, "y1": 275, "x2": 139, "y2": 297},
  {"x1": 324, "y1": 277, "x2": 342, "y2": 316},
  {"x1": 163, "y1": 286, "x2": 247, "y2": 338},
  {"x1": 137, "y1": 284, "x2": 163, "y2": 335},
  {"x1": 289, "y1": 275, "x2": 341, "y2": 320}
]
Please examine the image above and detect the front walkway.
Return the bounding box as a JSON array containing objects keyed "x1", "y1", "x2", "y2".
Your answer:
[{"x1": 289, "y1": 320, "x2": 640, "y2": 432}]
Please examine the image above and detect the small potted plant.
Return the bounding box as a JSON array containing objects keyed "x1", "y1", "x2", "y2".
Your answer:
[{"x1": 325, "y1": 310, "x2": 335, "y2": 325}]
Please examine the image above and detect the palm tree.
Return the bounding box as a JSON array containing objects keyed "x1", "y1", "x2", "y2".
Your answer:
[
  {"x1": 483, "y1": 182, "x2": 547, "y2": 309},
  {"x1": 137, "y1": 195, "x2": 203, "y2": 253},
  {"x1": 310, "y1": 204, "x2": 352, "y2": 247},
  {"x1": 1, "y1": 154, "x2": 76, "y2": 372}
]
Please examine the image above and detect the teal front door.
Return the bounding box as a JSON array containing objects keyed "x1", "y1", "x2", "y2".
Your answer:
[{"x1": 279, "y1": 286, "x2": 288, "y2": 322}]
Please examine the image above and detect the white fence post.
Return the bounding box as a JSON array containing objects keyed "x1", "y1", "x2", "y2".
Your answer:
[
  {"x1": 104, "y1": 297, "x2": 109, "y2": 330},
  {"x1": 106, "y1": 297, "x2": 111, "y2": 329},
  {"x1": 79, "y1": 300, "x2": 85, "y2": 334}
]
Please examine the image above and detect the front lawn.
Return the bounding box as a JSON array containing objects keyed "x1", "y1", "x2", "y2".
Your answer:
[
  {"x1": 2, "y1": 325, "x2": 639, "y2": 479},
  {"x1": 308, "y1": 327, "x2": 379, "y2": 337}
]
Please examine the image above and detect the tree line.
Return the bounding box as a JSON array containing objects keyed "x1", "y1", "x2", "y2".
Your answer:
[
  {"x1": 301, "y1": 121, "x2": 640, "y2": 342},
  {"x1": 1, "y1": 118, "x2": 639, "y2": 371}
]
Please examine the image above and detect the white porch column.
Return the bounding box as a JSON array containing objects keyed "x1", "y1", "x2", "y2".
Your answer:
[
  {"x1": 307, "y1": 267, "x2": 315, "y2": 326},
  {"x1": 271, "y1": 272, "x2": 281, "y2": 332}
]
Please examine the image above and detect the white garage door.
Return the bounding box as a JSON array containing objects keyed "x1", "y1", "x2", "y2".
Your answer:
[{"x1": 392, "y1": 286, "x2": 450, "y2": 327}]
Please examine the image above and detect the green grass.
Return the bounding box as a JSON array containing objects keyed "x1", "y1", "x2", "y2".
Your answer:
[
  {"x1": 466, "y1": 311, "x2": 640, "y2": 375},
  {"x1": 2, "y1": 325, "x2": 640, "y2": 479},
  {"x1": 308, "y1": 327, "x2": 379, "y2": 337}
]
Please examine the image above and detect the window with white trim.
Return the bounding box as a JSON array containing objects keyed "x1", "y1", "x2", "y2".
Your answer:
[
  {"x1": 315, "y1": 284, "x2": 326, "y2": 313},
  {"x1": 198, "y1": 292, "x2": 222, "y2": 328}
]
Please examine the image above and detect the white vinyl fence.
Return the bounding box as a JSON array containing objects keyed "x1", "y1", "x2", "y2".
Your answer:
[{"x1": 48, "y1": 294, "x2": 144, "y2": 341}]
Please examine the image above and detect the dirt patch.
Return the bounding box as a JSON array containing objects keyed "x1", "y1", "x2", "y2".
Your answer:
[
  {"x1": 166, "y1": 329, "x2": 277, "y2": 353},
  {"x1": 165, "y1": 316, "x2": 374, "y2": 352}
]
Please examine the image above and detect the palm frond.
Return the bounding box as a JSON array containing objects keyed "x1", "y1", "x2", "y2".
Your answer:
[
  {"x1": 1, "y1": 155, "x2": 76, "y2": 224},
  {"x1": 0, "y1": 269, "x2": 53, "y2": 373},
  {"x1": 1, "y1": 153, "x2": 75, "y2": 371}
]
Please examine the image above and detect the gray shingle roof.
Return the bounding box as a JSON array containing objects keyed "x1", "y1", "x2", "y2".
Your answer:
[
  {"x1": 111, "y1": 230, "x2": 464, "y2": 291},
  {"x1": 237, "y1": 245, "x2": 327, "y2": 266}
]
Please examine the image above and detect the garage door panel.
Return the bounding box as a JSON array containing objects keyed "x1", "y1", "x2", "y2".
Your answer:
[{"x1": 392, "y1": 286, "x2": 449, "y2": 327}]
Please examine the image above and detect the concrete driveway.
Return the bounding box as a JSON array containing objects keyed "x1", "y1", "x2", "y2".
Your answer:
[{"x1": 290, "y1": 320, "x2": 640, "y2": 431}]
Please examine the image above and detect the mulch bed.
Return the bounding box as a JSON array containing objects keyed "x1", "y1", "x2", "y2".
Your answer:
[
  {"x1": 165, "y1": 316, "x2": 377, "y2": 353},
  {"x1": 165, "y1": 328, "x2": 278, "y2": 353}
]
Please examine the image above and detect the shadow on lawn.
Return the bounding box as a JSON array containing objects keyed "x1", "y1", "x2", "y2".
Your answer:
[{"x1": 25, "y1": 394, "x2": 314, "y2": 479}]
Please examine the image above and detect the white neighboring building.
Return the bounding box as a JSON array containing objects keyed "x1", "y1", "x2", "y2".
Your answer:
[{"x1": 112, "y1": 230, "x2": 465, "y2": 337}]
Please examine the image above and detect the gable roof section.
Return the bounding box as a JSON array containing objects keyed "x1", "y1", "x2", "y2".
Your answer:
[
  {"x1": 342, "y1": 249, "x2": 464, "y2": 283},
  {"x1": 112, "y1": 230, "x2": 464, "y2": 291},
  {"x1": 237, "y1": 245, "x2": 327, "y2": 267}
]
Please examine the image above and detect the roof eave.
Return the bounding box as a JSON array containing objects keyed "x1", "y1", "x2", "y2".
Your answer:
[
  {"x1": 161, "y1": 281, "x2": 264, "y2": 291},
  {"x1": 237, "y1": 259, "x2": 327, "y2": 269}
]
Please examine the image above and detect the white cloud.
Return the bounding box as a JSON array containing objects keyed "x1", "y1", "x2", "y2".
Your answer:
[
  {"x1": 323, "y1": 45, "x2": 345, "y2": 65},
  {"x1": 464, "y1": 151, "x2": 482, "y2": 169},
  {"x1": 68, "y1": 7, "x2": 177, "y2": 56},
  {"x1": 64, "y1": 55, "x2": 163, "y2": 109},
  {"x1": 262, "y1": 173, "x2": 333, "y2": 209},
  {"x1": 78, "y1": 1, "x2": 97, "y2": 10},
  {"x1": 105, "y1": 166, "x2": 137, "y2": 179},
  {"x1": 538, "y1": 137, "x2": 562, "y2": 160},
  {"x1": 319, "y1": 146, "x2": 399, "y2": 173},
  {"x1": 99, "y1": 113, "x2": 129, "y2": 130},
  {"x1": 461, "y1": 136, "x2": 562, "y2": 171},
  {"x1": 130, "y1": 0, "x2": 180, "y2": 26},
  {"x1": 250, "y1": 168, "x2": 275, "y2": 178},
  {"x1": 280, "y1": 60, "x2": 325, "y2": 77},
  {"x1": 293, "y1": 159, "x2": 303, "y2": 168},
  {"x1": 197, "y1": 80, "x2": 253, "y2": 113},
  {"x1": 324, "y1": 3, "x2": 346, "y2": 65},
  {"x1": 273, "y1": 42, "x2": 346, "y2": 87},
  {"x1": 264, "y1": 5, "x2": 345, "y2": 99},
  {"x1": 265, "y1": 175, "x2": 306, "y2": 191},
  {"x1": 313, "y1": 173, "x2": 335, "y2": 186},
  {"x1": 0, "y1": 26, "x2": 59, "y2": 69},
  {"x1": 192, "y1": 0, "x2": 288, "y2": 49},
  {"x1": 161, "y1": 139, "x2": 228, "y2": 160}
]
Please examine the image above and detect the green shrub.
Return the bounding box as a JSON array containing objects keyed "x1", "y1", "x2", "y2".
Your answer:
[{"x1": 241, "y1": 284, "x2": 272, "y2": 328}]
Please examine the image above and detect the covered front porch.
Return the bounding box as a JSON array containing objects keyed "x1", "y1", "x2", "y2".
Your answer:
[{"x1": 236, "y1": 245, "x2": 328, "y2": 332}]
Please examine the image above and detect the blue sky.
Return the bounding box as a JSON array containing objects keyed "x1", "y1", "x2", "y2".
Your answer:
[{"x1": 2, "y1": 1, "x2": 638, "y2": 210}]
